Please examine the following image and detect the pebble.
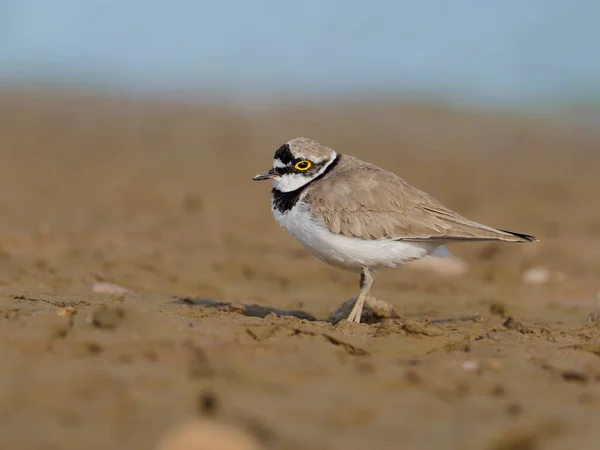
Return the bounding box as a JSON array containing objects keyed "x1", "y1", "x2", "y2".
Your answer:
[
  {"x1": 522, "y1": 267, "x2": 550, "y2": 284},
  {"x1": 156, "y1": 419, "x2": 261, "y2": 450},
  {"x1": 461, "y1": 360, "x2": 480, "y2": 371},
  {"x1": 521, "y1": 266, "x2": 567, "y2": 284},
  {"x1": 92, "y1": 282, "x2": 132, "y2": 295}
]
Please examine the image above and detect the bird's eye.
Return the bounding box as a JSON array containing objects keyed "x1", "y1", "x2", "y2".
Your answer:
[{"x1": 294, "y1": 160, "x2": 312, "y2": 171}]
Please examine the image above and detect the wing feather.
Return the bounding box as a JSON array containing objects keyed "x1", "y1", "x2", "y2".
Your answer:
[{"x1": 304, "y1": 155, "x2": 534, "y2": 243}]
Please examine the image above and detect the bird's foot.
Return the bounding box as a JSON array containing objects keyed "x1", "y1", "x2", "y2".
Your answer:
[{"x1": 328, "y1": 297, "x2": 400, "y2": 324}]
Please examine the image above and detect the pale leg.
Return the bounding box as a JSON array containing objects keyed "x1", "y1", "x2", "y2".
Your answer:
[{"x1": 346, "y1": 267, "x2": 373, "y2": 323}]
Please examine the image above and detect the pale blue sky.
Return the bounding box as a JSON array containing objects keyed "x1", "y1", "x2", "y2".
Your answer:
[{"x1": 1, "y1": 0, "x2": 599, "y2": 108}]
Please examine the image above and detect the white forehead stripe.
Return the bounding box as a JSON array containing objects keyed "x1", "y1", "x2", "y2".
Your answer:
[{"x1": 273, "y1": 159, "x2": 287, "y2": 168}]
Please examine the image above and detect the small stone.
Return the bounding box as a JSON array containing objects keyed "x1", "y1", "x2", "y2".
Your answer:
[
  {"x1": 461, "y1": 360, "x2": 479, "y2": 371},
  {"x1": 92, "y1": 282, "x2": 132, "y2": 295},
  {"x1": 522, "y1": 267, "x2": 550, "y2": 284},
  {"x1": 156, "y1": 418, "x2": 261, "y2": 450}
]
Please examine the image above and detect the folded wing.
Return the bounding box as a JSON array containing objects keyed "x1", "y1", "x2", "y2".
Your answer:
[{"x1": 305, "y1": 156, "x2": 536, "y2": 243}]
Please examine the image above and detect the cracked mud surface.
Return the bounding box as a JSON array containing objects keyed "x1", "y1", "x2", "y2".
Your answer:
[{"x1": 1, "y1": 92, "x2": 600, "y2": 449}]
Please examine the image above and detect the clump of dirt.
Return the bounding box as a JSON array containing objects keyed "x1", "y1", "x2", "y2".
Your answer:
[{"x1": 328, "y1": 297, "x2": 400, "y2": 324}]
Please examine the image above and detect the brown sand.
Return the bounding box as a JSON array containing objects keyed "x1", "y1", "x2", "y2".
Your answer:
[{"x1": 0, "y1": 91, "x2": 600, "y2": 449}]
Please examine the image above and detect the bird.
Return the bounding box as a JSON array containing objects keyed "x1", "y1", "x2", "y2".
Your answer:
[{"x1": 252, "y1": 137, "x2": 537, "y2": 324}]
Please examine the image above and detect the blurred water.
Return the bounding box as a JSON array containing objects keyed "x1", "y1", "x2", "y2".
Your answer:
[{"x1": 1, "y1": 0, "x2": 599, "y2": 109}]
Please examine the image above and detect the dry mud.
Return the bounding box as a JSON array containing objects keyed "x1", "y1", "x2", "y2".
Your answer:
[{"x1": 0, "y1": 92, "x2": 599, "y2": 449}]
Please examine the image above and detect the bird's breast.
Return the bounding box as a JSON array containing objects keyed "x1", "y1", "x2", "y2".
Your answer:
[{"x1": 270, "y1": 198, "x2": 434, "y2": 271}]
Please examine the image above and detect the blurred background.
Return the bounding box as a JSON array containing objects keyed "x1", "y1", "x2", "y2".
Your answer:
[
  {"x1": 2, "y1": 0, "x2": 600, "y2": 111},
  {"x1": 0, "y1": 0, "x2": 598, "y2": 302}
]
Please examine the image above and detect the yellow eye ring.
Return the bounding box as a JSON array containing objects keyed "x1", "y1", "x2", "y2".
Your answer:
[{"x1": 294, "y1": 160, "x2": 312, "y2": 171}]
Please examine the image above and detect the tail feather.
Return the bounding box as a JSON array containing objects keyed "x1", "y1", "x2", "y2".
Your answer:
[{"x1": 498, "y1": 229, "x2": 538, "y2": 243}]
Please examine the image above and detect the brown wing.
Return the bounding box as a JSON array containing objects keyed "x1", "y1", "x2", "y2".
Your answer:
[{"x1": 305, "y1": 156, "x2": 535, "y2": 243}]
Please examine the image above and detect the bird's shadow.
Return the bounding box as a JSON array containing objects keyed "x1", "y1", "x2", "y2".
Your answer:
[
  {"x1": 172, "y1": 297, "x2": 319, "y2": 321},
  {"x1": 171, "y1": 297, "x2": 481, "y2": 325}
]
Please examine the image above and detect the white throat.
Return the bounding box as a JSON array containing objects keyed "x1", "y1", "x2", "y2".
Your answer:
[{"x1": 272, "y1": 151, "x2": 337, "y2": 193}]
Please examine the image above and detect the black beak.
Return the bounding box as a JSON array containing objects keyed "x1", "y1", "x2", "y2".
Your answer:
[{"x1": 252, "y1": 168, "x2": 277, "y2": 181}]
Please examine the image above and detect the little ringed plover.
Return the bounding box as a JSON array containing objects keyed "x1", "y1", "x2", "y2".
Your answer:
[{"x1": 253, "y1": 137, "x2": 537, "y2": 323}]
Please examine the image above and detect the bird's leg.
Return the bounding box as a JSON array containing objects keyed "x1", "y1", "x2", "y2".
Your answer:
[{"x1": 347, "y1": 267, "x2": 373, "y2": 323}]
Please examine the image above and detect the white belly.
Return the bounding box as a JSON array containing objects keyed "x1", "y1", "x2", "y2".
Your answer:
[{"x1": 272, "y1": 200, "x2": 437, "y2": 272}]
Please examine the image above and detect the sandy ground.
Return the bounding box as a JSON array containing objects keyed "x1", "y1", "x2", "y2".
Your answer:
[{"x1": 1, "y1": 91, "x2": 600, "y2": 449}]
